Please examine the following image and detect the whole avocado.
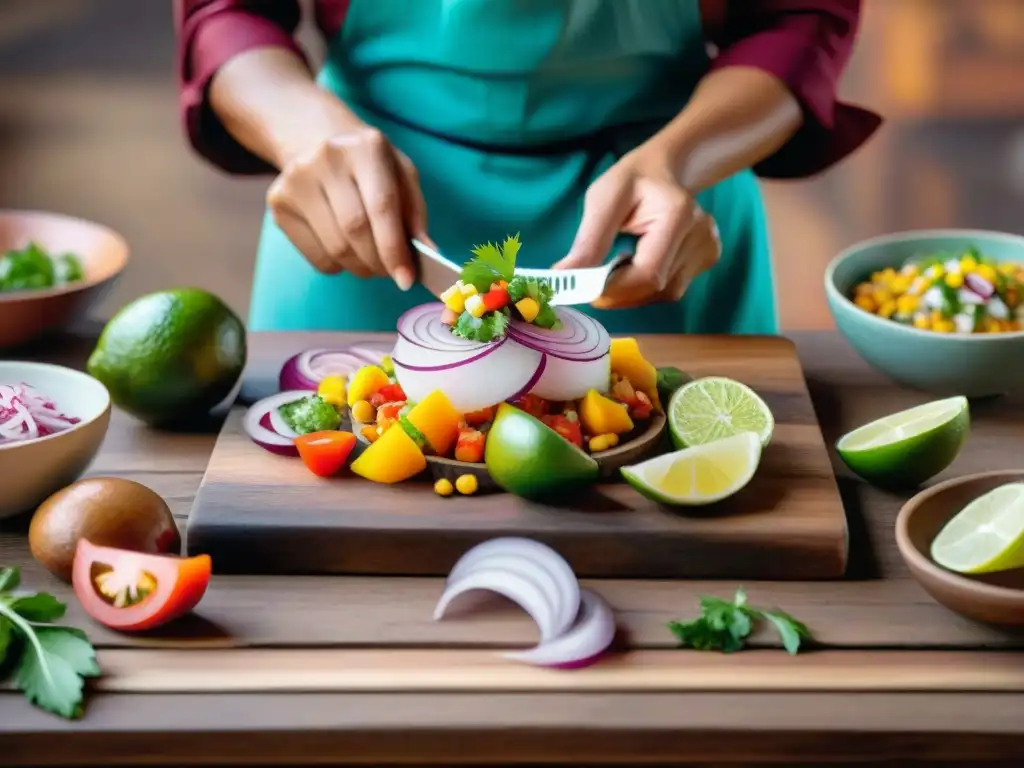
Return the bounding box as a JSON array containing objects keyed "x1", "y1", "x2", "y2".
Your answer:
[{"x1": 87, "y1": 288, "x2": 246, "y2": 426}]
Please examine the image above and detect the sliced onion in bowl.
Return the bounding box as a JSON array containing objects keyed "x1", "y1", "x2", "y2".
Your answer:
[
  {"x1": 433, "y1": 567, "x2": 560, "y2": 643},
  {"x1": 503, "y1": 589, "x2": 616, "y2": 668},
  {"x1": 445, "y1": 537, "x2": 580, "y2": 636},
  {"x1": 243, "y1": 390, "x2": 310, "y2": 456}
]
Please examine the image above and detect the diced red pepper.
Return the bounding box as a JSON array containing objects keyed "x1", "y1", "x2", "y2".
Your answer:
[
  {"x1": 463, "y1": 405, "x2": 496, "y2": 427},
  {"x1": 295, "y1": 430, "x2": 358, "y2": 477},
  {"x1": 376, "y1": 401, "x2": 405, "y2": 431},
  {"x1": 513, "y1": 393, "x2": 551, "y2": 419},
  {"x1": 542, "y1": 414, "x2": 583, "y2": 448},
  {"x1": 376, "y1": 383, "x2": 406, "y2": 402},
  {"x1": 481, "y1": 286, "x2": 510, "y2": 312},
  {"x1": 631, "y1": 391, "x2": 654, "y2": 421},
  {"x1": 454, "y1": 428, "x2": 486, "y2": 463}
]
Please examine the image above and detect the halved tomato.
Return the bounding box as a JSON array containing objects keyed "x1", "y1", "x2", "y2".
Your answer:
[
  {"x1": 295, "y1": 430, "x2": 357, "y2": 477},
  {"x1": 72, "y1": 539, "x2": 211, "y2": 632}
]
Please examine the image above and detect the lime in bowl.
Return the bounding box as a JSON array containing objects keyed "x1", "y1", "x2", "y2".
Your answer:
[{"x1": 825, "y1": 229, "x2": 1024, "y2": 398}]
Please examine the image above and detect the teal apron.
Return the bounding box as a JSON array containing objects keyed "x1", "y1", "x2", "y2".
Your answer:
[{"x1": 249, "y1": 0, "x2": 778, "y2": 335}]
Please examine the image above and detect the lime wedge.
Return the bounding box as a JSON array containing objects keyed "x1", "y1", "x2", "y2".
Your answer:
[
  {"x1": 621, "y1": 431, "x2": 762, "y2": 506},
  {"x1": 836, "y1": 396, "x2": 969, "y2": 489},
  {"x1": 930, "y1": 483, "x2": 1024, "y2": 574},
  {"x1": 668, "y1": 377, "x2": 774, "y2": 450}
]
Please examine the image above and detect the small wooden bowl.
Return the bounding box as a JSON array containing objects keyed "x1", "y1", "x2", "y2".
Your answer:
[
  {"x1": 353, "y1": 410, "x2": 668, "y2": 494},
  {"x1": 0, "y1": 210, "x2": 129, "y2": 350},
  {"x1": 895, "y1": 469, "x2": 1024, "y2": 627}
]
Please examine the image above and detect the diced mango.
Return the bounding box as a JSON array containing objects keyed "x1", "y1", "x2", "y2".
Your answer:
[
  {"x1": 515, "y1": 297, "x2": 540, "y2": 322},
  {"x1": 441, "y1": 283, "x2": 466, "y2": 314},
  {"x1": 405, "y1": 390, "x2": 462, "y2": 456},
  {"x1": 317, "y1": 375, "x2": 347, "y2": 408},
  {"x1": 347, "y1": 365, "x2": 391, "y2": 407},
  {"x1": 459, "y1": 282, "x2": 479, "y2": 298},
  {"x1": 350, "y1": 421, "x2": 427, "y2": 483},
  {"x1": 609, "y1": 337, "x2": 659, "y2": 406},
  {"x1": 579, "y1": 389, "x2": 634, "y2": 436},
  {"x1": 465, "y1": 294, "x2": 486, "y2": 318}
]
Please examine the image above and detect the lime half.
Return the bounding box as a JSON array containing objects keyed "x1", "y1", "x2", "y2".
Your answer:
[
  {"x1": 668, "y1": 377, "x2": 774, "y2": 449},
  {"x1": 621, "y1": 431, "x2": 762, "y2": 506},
  {"x1": 930, "y1": 483, "x2": 1024, "y2": 574},
  {"x1": 836, "y1": 396, "x2": 969, "y2": 489}
]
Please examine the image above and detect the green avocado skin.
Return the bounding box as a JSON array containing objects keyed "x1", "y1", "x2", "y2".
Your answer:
[{"x1": 484, "y1": 404, "x2": 599, "y2": 501}]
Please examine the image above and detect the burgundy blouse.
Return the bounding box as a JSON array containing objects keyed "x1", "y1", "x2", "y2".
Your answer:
[{"x1": 175, "y1": 0, "x2": 881, "y2": 178}]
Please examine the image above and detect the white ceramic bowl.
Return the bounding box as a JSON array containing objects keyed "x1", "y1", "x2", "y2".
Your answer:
[{"x1": 0, "y1": 361, "x2": 111, "y2": 519}]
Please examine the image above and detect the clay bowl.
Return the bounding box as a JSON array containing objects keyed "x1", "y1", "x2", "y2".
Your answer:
[
  {"x1": 354, "y1": 410, "x2": 667, "y2": 494},
  {"x1": 0, "y1": 210, "x2": 130, "y2": 350},
  {"x1": 895, "y1": 469, "x2": 1024, "y2": 627}
]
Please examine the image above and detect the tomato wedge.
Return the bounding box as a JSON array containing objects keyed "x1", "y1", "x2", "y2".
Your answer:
[
  {"x1": 295, "y1": 430, "x2": 357, "y2": 477},
  {"x1": 72, "y1": 539, "x2": 211, "y2": 632}
]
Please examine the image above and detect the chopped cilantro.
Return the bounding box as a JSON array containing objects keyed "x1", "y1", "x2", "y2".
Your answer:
[
  {"x1": 506, "y1": 275, "x2": 554, "y2": 305},
  {"x1": 278, "y1": 395, "x2": 342, "y2": 435},
  {"x1": 531, "y1": 302, "x2": 560, "y2": 330},
  {"x1": 451, "y1": 309, "x2": 509, "y2": 343}
]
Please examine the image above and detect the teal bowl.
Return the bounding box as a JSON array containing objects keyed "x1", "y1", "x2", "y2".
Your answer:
[{"x1": 825, "y1": 230, "x2": 1024, "y2": 398}]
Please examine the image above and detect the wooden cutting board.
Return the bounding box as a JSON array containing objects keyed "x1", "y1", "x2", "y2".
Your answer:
[{"x1": 186, "y1": 333, "x2": 848, "y2": 579}]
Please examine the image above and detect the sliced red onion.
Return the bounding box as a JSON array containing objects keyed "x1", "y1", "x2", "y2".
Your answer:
[
  {"x1": 433, "y1": 567, "x2": 560, "y2": 642},
  {"x1": 242, "y1": 390, "x2": 309, "y2": 456},
  {"x1": 507, "y1": 307, "x2": 610, "y2": 361},
  {"x1": 964, "y1": 272, "x2": 995, "y2": 300},
  {"x1": 446, "y1": 537, "x2": 580, "y2": 637},
  {"x1": 529, "y1": 352, "x2": 610, "y2": 401},
  {"x1": 279, "y1": 344, "x2": 391, "y2": 391},
  {"x1": 397, "y1": 303, "x2": 493, "y2": 353},
  {"x1": 269, "y1": 407, "x2": 299, "y2": 439},
  {"x1": 503, "y1": 589, "x2": 616, "y2": 668},
  {"x1": 0, "y1": 382, "x2": 80, "y2": 445}
]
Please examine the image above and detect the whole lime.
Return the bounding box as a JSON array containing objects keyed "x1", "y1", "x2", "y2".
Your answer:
[
  {"x1": 87, "y1": 288, "x2": 246, "y2": 426},
  {"x1": 484, "y1": 403, "x2": 599, "y2": 501}
]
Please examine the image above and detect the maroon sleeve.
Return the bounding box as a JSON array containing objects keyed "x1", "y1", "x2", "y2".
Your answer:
[
  {"x1": 174, "y1": 0, "x2": 307, "y2": 174},
  {"x1": 708, "y1": 0, "x2": 882, "y2": 179}
]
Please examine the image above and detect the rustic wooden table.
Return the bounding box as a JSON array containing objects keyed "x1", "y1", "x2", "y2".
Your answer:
[{"x1": 2, "y1": 328, "x2": 1024, "y2": 767}]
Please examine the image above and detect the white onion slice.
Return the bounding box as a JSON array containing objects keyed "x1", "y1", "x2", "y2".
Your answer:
[
  {"x1": 503, "y1": 589, "x2": 616, "y2": 668},
  {"x1": 529, "y1": 352, "x2": 611, "y2": 401},
  {"x1": 242, "y1": 390, "x2": 309, "y2": 456},
  {"x1": 446, "y1": 537, "x2": 580, "y2": 637},
  {"x1": 433, "y1": 567, "x2": 559, "y2": 643}
]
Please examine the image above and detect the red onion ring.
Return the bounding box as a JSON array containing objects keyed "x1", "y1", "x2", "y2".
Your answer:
[
  {"x1": 396, "y1": 303, "x2": 492, "y2": 352},
  {"x1": 243, "y1": 390, "x2": 309, "y2": 456},
  {"x1": 279, "y1": 344, "x2": 391, "y2": 391},
  {"x1": 507, "y1": 308, "x2": 610, "y2": 361}
]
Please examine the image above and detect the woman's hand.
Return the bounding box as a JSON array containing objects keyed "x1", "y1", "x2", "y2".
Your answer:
[
  {"x1": 266, "y1": 125, "x2": 428, "y2": 289},
  {"x1": 555, "y1": 140, "x2": 721, "y2": 309}
]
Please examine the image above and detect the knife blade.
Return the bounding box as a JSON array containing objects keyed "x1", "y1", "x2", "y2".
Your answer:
[{"x1": 411, "y1": 238, "x2": 461, "y2": 299}]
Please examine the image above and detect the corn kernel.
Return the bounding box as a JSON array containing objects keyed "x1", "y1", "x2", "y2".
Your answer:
[
  {"x1": 870, "y1": 270, "x2": 885, "y2": 283},
  {"x1": 909, "y1": 277, "x2": 930, "y2": 295},
  {"x1": 977, "y1": 264, "x2": 997, "y2": 283},
  {"x1": 854, "y1": 282, "x2": 874, "y2": 296},
  {"x1": 945, "y1": 272, "x2": 964, "y2": 289},
  {"x1": 890, "y1": 276, "x2": 911, "y2": 295},
  {"x1": 930, "y1": 310, "x2": 944, "y2": 324},
  {"x1": 455, "y1": 474, "x2": 479, "y2": 495},
  {"x1": 464, "y1": 293, "x2": 486, "y2": 318},
  {"x1": 317, "y1": 375, "x2": 347, "y2": 407},
  {"x1": 434, "y1": 478, "x2": 454, "y2": 497},
  {"x1": 873, "y1": 288, "x2": 894, "y2": 305},
  {"x1": 854, "y1": 295, "x2": 876, "y2": 312},
  {"x1": 459, "y1": 282, "x2": 479, "y2": 297},
  {"x1": 881, "y1": 267, "x2": 897, "y2": 281},
  {"x1": 932, "y1": 320, "x2": 955, "y2": 333},
  {"x1": 351, "y1": 399, "x2": 375, "y2": 424},
  {"x1": 912, "y1": 315, "x2": 930, "y2": 330},
  {"x1": 515, "y1": 297, "x2": 540, "y2": 322},
  {"x1": 441, "y1": 283, "x2": 466, "y2": 313},
  {"x1": 588, "y1": 434, "x2": 612, "y2": 453},
  {"x1": 896, "y1": 295, "x2": 919, "y2": 314},
  {"x1": 878, "y1": 300, "x2": 897, "y2": 318},
  {"x1": 925, "y1": 265, "x2": 945, "y2": 280},
  {"x1": 959, "y1": 255, "x2": 978, "y2": 272}
]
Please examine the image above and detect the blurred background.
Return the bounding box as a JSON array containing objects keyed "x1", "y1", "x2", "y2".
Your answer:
[{"x1": 2, "y1": 0, "x2": 1024, "y2": 330}]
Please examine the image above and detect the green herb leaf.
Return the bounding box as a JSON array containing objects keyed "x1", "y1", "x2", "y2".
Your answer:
[
  {"x1": 0, "y1": 567, "x2": 19, "y2": 592},
  {"x1": 461, "y1": 234, "x2": 520, "y2": 292},
  {"x1": 14, "y1": 626, "x2": 100, "y2": 719},
  {"x1": 7, "y1": 593, "x2": 66, "y2": 623},
  {"x1": 451, "y1": 309, "x2": 509, "y2": 343},
  {"x1": 0, "y1": 615, "x2": 12, "y2": 660},
  {"x1": 278, "y1": 395, "x2": 341, "y2": 435},
  {"x1": 667, "y1": 588, "x2": 811, "y2": 655}
]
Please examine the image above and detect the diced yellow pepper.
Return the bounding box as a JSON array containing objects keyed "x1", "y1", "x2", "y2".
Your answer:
[
  {"x1": 317, "y1": 375, "x2": 347, "y2": 407},
  {"x1": 945, "y1": 272, "x2": 964, "y2": 289},
  {"x1": 464, "y1": 293, "x2": 486, "y2": 318},
  {"x1": 459, "y1": 282, "x2": 479, "y2": 298},
  {"x1": 347, "y1": 365, "x2": 391, "y2": 406},
  {"x1": 515, "y1": 297, "x2": 540, "y2": 322},
  {"x1": 441, "y1": 283, "x2": 466, "y2": 314}
]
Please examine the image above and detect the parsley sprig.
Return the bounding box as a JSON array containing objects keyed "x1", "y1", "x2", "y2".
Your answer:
[
  {"x1": 668, "y1": 588, "x2": 812, "y2": 655},
  {"x1": 0, "y1": 566, "x2": 100, "y2": 719}
]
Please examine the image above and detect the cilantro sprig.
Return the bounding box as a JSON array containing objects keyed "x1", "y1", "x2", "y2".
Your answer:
[
  {"x1": 667, "y1": 588, "x2": 811, "y2": 655},
  {"x1": 0, "y1": 566, "x2": 100, "y2": 719},
  {"x1": 460, "y1": 234, "x2": 521, "y2": 294}
]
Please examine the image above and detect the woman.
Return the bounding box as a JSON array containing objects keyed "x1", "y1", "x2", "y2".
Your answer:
[{"x1": 175, "y1": 0, "x2": 880, "y2": 335}]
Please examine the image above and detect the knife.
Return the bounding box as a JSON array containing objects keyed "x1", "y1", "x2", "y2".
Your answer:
[{"x1": 411, "y1": 238, "x2": 461, "y2": 299}]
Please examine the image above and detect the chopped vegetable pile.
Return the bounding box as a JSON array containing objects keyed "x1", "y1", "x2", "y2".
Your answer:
[
  {"x1": 441, "y1": 234, "x2": 559, "y2": 342},
  {"x1": 0, "y1": 242, "x2": 84, "y2": 294},
  {"x1": 850, "y1": 247, "x2": 1024, "y2": 333},
  {"x1": 0, "y1": 383, "x2": 81, "y2": 445}
]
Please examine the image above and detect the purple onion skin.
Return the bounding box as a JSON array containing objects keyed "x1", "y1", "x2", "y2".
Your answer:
[{"x1": 279, "y1": 354, "x2": 318, "y2": 392}]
